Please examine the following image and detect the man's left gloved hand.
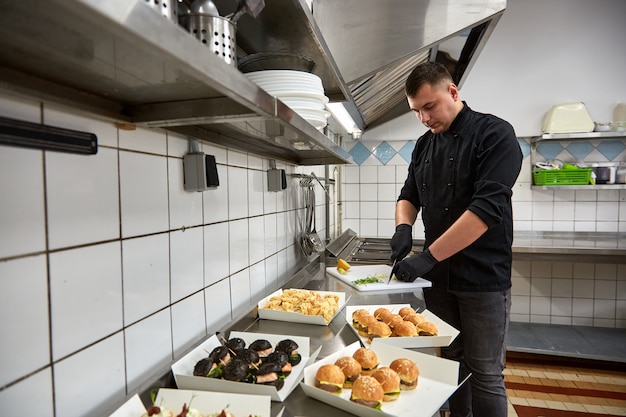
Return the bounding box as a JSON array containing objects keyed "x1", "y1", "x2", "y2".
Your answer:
[{"x1": 391, "y1": 248, "x2": 439, "y2": 282}]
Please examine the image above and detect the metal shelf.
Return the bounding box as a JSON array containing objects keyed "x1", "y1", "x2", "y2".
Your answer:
[
  {"x1": 532, "y1": 131, "x2": 626, "y2": 143},
  {"x1": 532, "y1": 184, "x2": 626, "y2": 190},
  {"x1": 0, "y1": 0, "x2": 354, "y2": 165}
]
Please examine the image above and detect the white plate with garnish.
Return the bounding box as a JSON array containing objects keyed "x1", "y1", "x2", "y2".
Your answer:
[{"x1": 326, "y1": 264, "x2": 431, "y2": 293}]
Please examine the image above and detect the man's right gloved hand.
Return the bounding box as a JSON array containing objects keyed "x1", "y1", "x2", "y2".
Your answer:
[{"x1": 390, "y1": 224, "x2": 413, "y2": 261}]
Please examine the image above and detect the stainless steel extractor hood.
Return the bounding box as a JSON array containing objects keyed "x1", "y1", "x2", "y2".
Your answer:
[{"x1": 312, "y1": 0, "x2": 507, "y2": 130}]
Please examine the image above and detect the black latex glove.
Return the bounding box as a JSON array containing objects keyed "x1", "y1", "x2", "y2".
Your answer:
[
  {"x1": 390, "y1": 224, "x2": 413, "y2": 261},
  {"x1": 391, "y1": 248, "x2": 438, "y2": 282}
]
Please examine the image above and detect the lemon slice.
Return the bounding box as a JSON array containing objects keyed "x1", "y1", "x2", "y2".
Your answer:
[{"x1": 337, "y1": 258, "x2": 351, "y2": 271}]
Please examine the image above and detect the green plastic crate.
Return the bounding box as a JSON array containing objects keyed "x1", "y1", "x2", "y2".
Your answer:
[{"x1": 532, "y1": 168, "x2": 592, "y2": 186}]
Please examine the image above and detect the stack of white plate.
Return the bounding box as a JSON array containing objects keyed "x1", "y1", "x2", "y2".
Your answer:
[{"x1": 245, "y1": 70, "x2": 330, "y2": 129}]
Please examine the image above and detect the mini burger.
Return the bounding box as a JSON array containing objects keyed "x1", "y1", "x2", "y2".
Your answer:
[
  {"x1": 253, "y1": 362, "x2": 285, "y2": 390},
  {"x1": 352, "y1": 347, "x2": 379, "y2": 376},
  {"x1": 358, "y1": 315, "x2": 379, "y2": 338},
  {"x1": 350, "y1": 376, "x2": 384, "y2": 409},
  {"x1": 373, "y1": 307, "x2": 393, "y2": 323},
  {"x1": 389, "y1": 358, "x2": 419, "y2": 390},
  {"x1": 392, "y1": 320, "x2": 417, "y2": 337},
  {"x1": 386, "y1": 314, "x2": 404, "y2": 330},
  {"x1": 352, "y1": 308, "x2": 370, "y2": 329},
  {"x1": 372, "y1": 367, "x2": 401, "y2": 401},
  {"x1": 404, "y1": 313, "x2": 426, "y2": 326},
  {"x1": 417, "y1": 321, "x2": 439, "y2": 336},
  {"x1": 334, "y1": 356, "x2": 361, "y2": 388},
  {"x1": 367, "y1": 321, "x2": 392, "y2": 343},
  {"x1": 275, "y1": 339, "x2": 301, "y2": 366},
  {"x1": 249, "y1": 339, "x2": 273, "y2": 359},
  {"x1": 314, "y1": 364, "x2": 345, "y2": 394},
  {"x1": 398, "y1": 306, "x2": 416, "y2": 319}
]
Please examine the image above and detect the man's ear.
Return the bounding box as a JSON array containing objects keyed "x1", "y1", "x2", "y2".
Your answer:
[{"x1": 449, "y1": 83, "x2": 460, "y2": 101}]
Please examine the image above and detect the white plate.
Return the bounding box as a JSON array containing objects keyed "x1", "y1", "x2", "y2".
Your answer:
[
  {"x1": 344, "y1": 304, "x2": 460, "y2": 348},
  {"x1": 300, "y1": 341, "x2": 465, "y2": 417},
  {"x1": 258, "y1": 288, "x2": 349, "y2": 325},
  {"x1": 154, "y1": 389, "x2": 272, "y2": 417}
]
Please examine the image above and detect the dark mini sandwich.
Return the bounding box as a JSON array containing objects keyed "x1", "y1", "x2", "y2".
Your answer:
[
  {"x1": 249, "y1": 339, "x2": 273, "y2": 359},
  {"x1": 275, "y1": 339, "x2": 302, "y2": 366},
  {"x1": 253, "y1": 362, "x2": 285, "y2": 390}
]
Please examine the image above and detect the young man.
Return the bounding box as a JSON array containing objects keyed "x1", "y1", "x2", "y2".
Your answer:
[{"x1": 391, "y1": 62, "x2": 522, "y2": 417}]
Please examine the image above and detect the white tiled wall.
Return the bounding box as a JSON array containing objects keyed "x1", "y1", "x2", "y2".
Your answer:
[
  {"x1": 0, "y1": 92, "x2": 330, "y2": 416},
  {"x1": 341, "y1": 140, "x2": 626, "y2": 329}
]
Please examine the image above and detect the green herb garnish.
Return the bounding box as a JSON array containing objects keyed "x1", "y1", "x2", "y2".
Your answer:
[{"x1": 353, "y1": 273, "x2": 387, "y2": 285}]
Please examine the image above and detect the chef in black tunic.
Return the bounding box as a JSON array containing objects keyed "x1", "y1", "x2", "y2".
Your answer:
[{"x1": 390, "y1": 62, "x2": 522, "y2": 417}]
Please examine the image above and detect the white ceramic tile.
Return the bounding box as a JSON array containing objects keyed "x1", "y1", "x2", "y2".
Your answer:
[
  {"x1": 249, "y1": 216, "x2": 265, "y2": 265},
  {"x1": 572, "y1": 317, "x2": 593, "y2": 326},
  {"x1": 360, "y1": 219, "x2": 378, "y2": 237},
  {"x1": 264, "y1": 177, "x2": 278, "y2": 214},
  {"x1": 0, "y1": 92, "x2": 40, "y2": 123},
  {"x1": 248, "y1": 155, "x2": 263, "y2": 170},
  {"x1": 552, "y1": 220, "x2": 574, "y2": 231},
  {"x1": 573, "y1": 263, "x2": 595, "y2": 279},
  {"x1": 0, "y1": 146, "x2": 46, "y2": 258},
  {"x1": 574, "y1": 201, "x2": 597, "y2": 221},
  {"x1": 202, "y1": 142, "x2": 228, "y2": 164},
  {"x1": 203, "y1": 164, "x2": 229, "y2": 223},
  {"x1": 248, "y1": 169, "x2": 264, "y2": 217},
  {"x1": 119, "y1": 151, "x2": 169, "y2": 238},
  {"x1": 532, "y1": 201, "x2": 553, "y2": 221},
  {"x1": 204, "y1": 222, "x2": 230, "y2": 285},
  {"x1": 593, "y1": 318, "x2": 615, "y2": 327},
  {"x1": 617, "y1": 281, "x2": 626, "y2": 301},
  {"x1": 125, "y1": 309, "x2": 173, "y2": 392},
  {"x1": 166, "y1": 132, "x2": 190, "y2": 157},
  {"x1": 229, "y1": 218, "x2": 249, "y2": 274},
  {"x1": 44, "y1": 105, "x2": 118, "y2": 148},
  {"x1": 597, "y1": 201, "x2": 619, "y2": 222},
  {"x1": 553, "y1": 188, "x2": 575, "y2": 202},
  {"x1": 360, "y1": 184, "x2": 377, "y2": 202},
  {"x1": 597, "y1": 189, "x2": 620, "y2": 202},
  {"x1": 170, "y1": 227, "x2": 204, "y2": 303},
  {"x1": 596, "y1": 263, "x2": 618, "y2": 280},
  {"x1": 0, "y1": 255, "x2": 49, "y2": 387},
  {"x1": 531, "y1": 261, "x2": 552, "y2": 278},
  {"x1": 572, "y1": 298, "x2": 594, "y2": 317},
  {"x1": 529, "y1": 314, "x2": 550, "y2": 324},
  {"x1": 264, "y1": 213, "x2": 277, "y2": 257},
  {"x1": 228, "y1": 166, "x2": 248, "y2": 219},
  {"x1": 249, "y1": 261, "x2": 266, "y2": 302},
  {"x1": 553, "y1": 201, "x2": 575, "y2": 221},
  {"x1": 344, "y1": 165, "x2": 359, "y2": 183},
  {"x1": 377, "y1": 165, "x2": 396, "y2": 183},
  {"x1": 46, "y1": 148, "x2": 120, "y2": 249},
  {"x1": 0, "y1": 368, "x2": 53, "y2": 416},
  {"x1": 168, "y1": 157, "x2": 203, "y2": 229},
  {"x1": 532, "y1": 189, "x2": 554, "y2": 202},
  {"x1": 377, "y1": 184, "x2": 397, "y2": 203},
  {"x1": 551, "y1": 278, "x2": 573, "y2": 297},
  {"x1": 377, "y1": 201, "x2": 395, "y2": 218},
  {"x1": 205, "y1": 279, "x2": 232, "y2": 334},
  {"x1": 511, "y1": 275, "x2": 531, "y2": 296},
  {"x1": 572, "y1": 279, "x2": 594, "y2": 298},
  {"x1": 510, "y1": 313, "x2": 530, "y2": 323},
  {"x1": 596, "y1": 221, "x2": 618, "y2": 232},
  {"x1": 172, "y1": 292, "x2": 207, "y2": 358},
  {"x1": 511, "y1": 295, "x2": 530, "y2": 315},
  {"x1": 551, "y1": 297, "x2": 572, "y2": 316},
  {"x1": 573, "y1": 221, "x2": 596, "y2": 232},
  {"x1": 593, "y1": 299, "x2": 616, "y2": 319},
  {"x1": 594, "y1": 280, "x2": 617, "y2": 300},
  {"x1": 264, "y1": 255, "x2": 279, "y2": 295},
  {"x1": 119, "y1": 125, "x2": 167, "y2": 155},
  {"x1": 530, "y1": 296, "x2": 551, "y2": 315},
  {"x1": 49, "y1": 242, "x2": 123, "y2": 360},
  {"x1": 228, "y1": 149, "x2": 248, "y2": 167},
  {"x1": 530, "y1": 277, "x2": 551, "y2": 297},
  {"x1": 377, "y1": 219, "x2": 395, "y2": 238},
  {"x1": 360, "y1": 201, "x2": 377, "y2": 219},
  {"x1": 122, "y1": 234, "x2": 170, "y2": 325},
  {"x1": 575, "y1": 189, "x2": 597, "y2": 202},
  {"x1": 550, "y1": 316, "x2": 572, "y2": 325},
  {"x1": 277, "y1": 248, "x2": 288, "y2": 286},
  {"x1": 360, "y1": 165, "x2": 377, "y2": 183},
  {"x1": 54, "y1": 333, "x2": 125, "y2": 417},
  {"x1": 276, "y1": 211, "x2": 287, "y2": 251},
  {"x1": 344, "y1": 183, "x2": 359, "y2": 201}
]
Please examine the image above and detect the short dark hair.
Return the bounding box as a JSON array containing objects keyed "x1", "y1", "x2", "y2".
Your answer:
[{"x1": 405, "y1": 62, "x2": 453, "y2": 98}]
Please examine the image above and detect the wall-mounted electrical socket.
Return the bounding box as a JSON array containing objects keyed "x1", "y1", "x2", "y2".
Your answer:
[{"x1": 183, "y1": 152, "x2": 219, "y2": 192}]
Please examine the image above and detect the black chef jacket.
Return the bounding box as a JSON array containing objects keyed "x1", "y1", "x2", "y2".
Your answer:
[{"x1": 398, "y1": 103, "x2": 523, "y2": 291}]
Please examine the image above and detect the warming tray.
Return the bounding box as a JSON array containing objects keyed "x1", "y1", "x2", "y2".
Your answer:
[{"x1": 345, "y1": 304, "x2": 460, "y2": 348}]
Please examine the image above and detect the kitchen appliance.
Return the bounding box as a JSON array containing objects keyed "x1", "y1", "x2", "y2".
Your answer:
[
  {"x1": 141, "y1": 0, "x2": 178, "y2": 22},
  {"x1": 542, "y1": 102, "x2": 595, "y2": 134}
]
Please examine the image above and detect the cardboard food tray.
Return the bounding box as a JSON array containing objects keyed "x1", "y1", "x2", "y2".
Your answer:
[
  {"x1": 326, "y1": 264, "x2": 431, "y2": 292},
  {"x1": 257, "y1": 288, "x2": 349, "y2": 325},
  {"x1": 172, "y1": 332, "x2": 320, "y2": 402},
  {"x1": 345, "y1": 304, "x2": 459, "y2": 348},
  {"x1": 300, "y1": 341, "x2": 465, "y2": 417}
]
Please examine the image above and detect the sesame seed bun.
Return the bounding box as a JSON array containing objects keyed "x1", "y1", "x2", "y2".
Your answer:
[
  {"x1": 372, "y1": 367, "x2": 401, "y2": 401},
  {"x1": 389, "y1": 358, "x2": 419, "y2": 390},
  {"x1": 350, "y1": 376, "x2": 384, "y2": 409},
  {"x1": 352, "y1": 348, "x2": 380, "y2": 375}
]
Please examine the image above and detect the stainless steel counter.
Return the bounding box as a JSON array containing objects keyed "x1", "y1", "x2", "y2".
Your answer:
[{"x1": 225, "y1": 259, "x2": 429, "y2": 417}]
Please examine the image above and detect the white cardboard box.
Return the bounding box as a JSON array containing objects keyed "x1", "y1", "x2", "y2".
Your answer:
[
  {"x1": 300, "y1": 341, "x2": 465, "y2": 417},
  {"x1": 257, "y1": 288, "x2": 348, "y2": 325},
  {"x1": 108, "y1": 390, "x2": 273, "y2": 417},
  {"x1": 345, "y1": 304, "x2": 460, "y2": 348},
  {"x1": 172, "y1": 332, "x2": 319, "y2": 402}
]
